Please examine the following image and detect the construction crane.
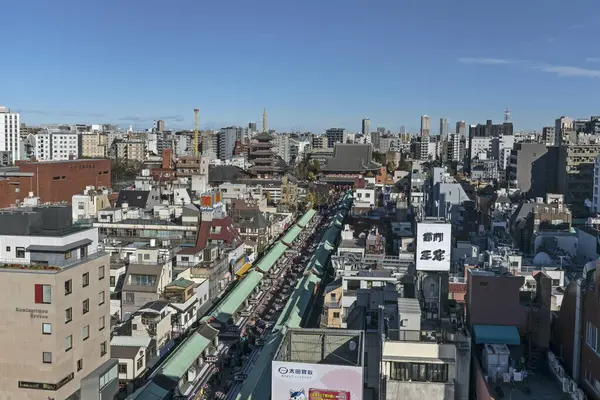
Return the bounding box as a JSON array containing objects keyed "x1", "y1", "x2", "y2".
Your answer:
[{"x1": 194, "y1": 108, "x2": 199, "y2": 157}]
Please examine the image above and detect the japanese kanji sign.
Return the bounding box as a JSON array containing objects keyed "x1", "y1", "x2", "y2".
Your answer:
[{"x1": 416, "y1": 222, "x2": 451, "y2": 271}]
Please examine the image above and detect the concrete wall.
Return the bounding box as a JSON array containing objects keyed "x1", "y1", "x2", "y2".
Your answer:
[
  {"x1": 385, "y1": 380, "x2": 454, "y2": 400},
  {"x1": 0, "y1": 254, "x2": 111, "y2": 399}
]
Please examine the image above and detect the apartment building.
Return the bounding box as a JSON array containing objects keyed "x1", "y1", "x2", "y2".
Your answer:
[
  {"x1": 114, "y1": 139, "x2": 146, "y2": 161},
  {"x1": 0, "y1": 106, "x2": 21, "y2": 163},
  {"x1": 80, "y1": 132, "x2": 108, "y2": 158},
  {"x1": 0, "y1": 205, "x2": 118, "y2": 400},
  {"x1": 35, "y1": 130, "x2": 79, "y2": 161}
]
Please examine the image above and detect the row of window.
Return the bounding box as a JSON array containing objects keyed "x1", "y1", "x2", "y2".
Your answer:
[
  {"x1": 65, "y1": 294, "x2": 105, "y2": 322},
  {"x1": 388, "y1": 362, "x2": 449, "y2": 383},
  {"x1": 35, "y1": 266, "x2": 105, "y2": 304},
  {"x1": 42, "y1": 340, "x2": 107, "y2": 364}
]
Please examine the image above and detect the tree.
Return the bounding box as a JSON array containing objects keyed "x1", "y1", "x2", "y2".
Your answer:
[
  {"x1": 386, "y1": 161, "x2": 396, "y2": 174},
  {"x1": 308, "y1": 171, "x2": 315, "y2": 181},
  {"x1": 372, "y1": 151, "x2": 386, "y2": 164},
  {"x1": 306, "y1": 191, "x2": 316, "y2": 207},
  {"x1": 397, "y1": 159, "x2": 412, "y2": 171},
  {"x1": 312, "y1": 159, "x2": 321, "y2": 173}
]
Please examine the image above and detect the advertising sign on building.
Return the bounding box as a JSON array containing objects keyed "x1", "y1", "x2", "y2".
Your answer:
[
  {"x1": 416, "y1": 222, "x2": 451, "y2": 271},
  {"x1": 272, "y1": 361, "x2": 363, "y2": 400}
]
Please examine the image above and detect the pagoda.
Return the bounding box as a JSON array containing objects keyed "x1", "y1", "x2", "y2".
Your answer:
[{"x1": 248, "y1": 132, "x2": 283, "y2": 178}]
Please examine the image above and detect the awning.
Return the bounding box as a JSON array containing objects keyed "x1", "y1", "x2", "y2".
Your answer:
[
  {"x1": 473, "y1": 325, "x2": 521, "y2": 345},
  {"x1": 236, "y1": 263, "x2": 252, "y2": 277}
]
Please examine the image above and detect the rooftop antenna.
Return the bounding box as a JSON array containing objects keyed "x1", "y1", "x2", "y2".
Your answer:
[{"x1": 504, "y1": 108, "x2": 511, "y2": 123}]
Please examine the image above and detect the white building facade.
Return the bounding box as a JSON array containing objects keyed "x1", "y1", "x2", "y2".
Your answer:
[
  {"x1": 0, "y1": 106, "x2": 21, "y2": 163},
  {"x1": 35, "y1": 130, "x2": 79, "y2": 161}
]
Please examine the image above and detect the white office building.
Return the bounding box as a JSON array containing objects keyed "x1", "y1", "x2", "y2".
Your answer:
[
  {"x1": 35, "y1": 130, "x2": 79, "y2": 161},
  {"x1": 0, "y1": 106, "x2": 21, "y2": 164}
]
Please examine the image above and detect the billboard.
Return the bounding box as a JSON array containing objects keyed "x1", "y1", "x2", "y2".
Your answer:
[
  {"x1": 272, "y1": 361, "x2": 363, "y2": 400},
  {"x1": 416, "y1": 222, "x2": 451, "y2": 271}
]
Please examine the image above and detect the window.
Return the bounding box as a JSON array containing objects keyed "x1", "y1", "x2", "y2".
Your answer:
[
  {"x1": 77, "y1": 359, "x2": 83, "y2": 372},
  {"x1": 143, "y1": 253, "x2": 150, "y2": 260},
  {"x1": 80, "y1": 246, "x2": 87, "y2": 258},
  {"x1": 42, "y1": 352, "x2": 52, "y2": 364},
  {"x1": 65, "y1": 251, "x2": 71, "y2": 260},
  {"x1": 333, "y1": 312, "x2": 340, "y2": 319},
  {"x1": 16, "y1": 247, "x2": 25, "y2": 258},
  {"x1": 78, "y1": 202, "x2": 85, "y2": 210},
  {"x1": 389, "y1": 362, "x2": 448, "y2": 383},
  {"x1": 82, "y1": 325, "x2": 89, "y2": 341},
  {"x1": 98, "y1": 291, "x2": 105, "y2": 305},
  {"x1": 100, "y1": 341, "x2": 107, "y2": 356},
  {"x1": 5, "y1": 246, "x2": 10, "y2": 252},
  {"x1": 99, "y1": 316, "x2": 105, "y2": 331},
  {"x1": 83, "y1": 299, "x2": 89, "y2": 314},
  {"x1": 35, "y1": 284, "x2": 52, "y2": 304},
  {"x1": 119, "y1": 364, "x2": 127, "y2": 374},
  {"x1": 124, "y1": 292, "x2": 135, "y2": 304},
  {"x1": 65, "y1": 335, "x2": 73, "y2": 352},
  {"x1": 99, "y1": 265, "x2": 105, "y2": 280},
  {"x1": 82, "y1": 272, "x2": 89, "y2": 287},
  {"x1": 100, "y1": 365, "x2": 118, "y2": 389},
  {"x1": 136, "y1": 357, "x2": 144, "y2": 370},
  {"x1": 42, "y1": 323, "x2": 52, "y2": 335},
  {"x1": 65, "y1": 307, "x2": 72, "y2": 323},
  {"x1": 110, "y1": 276, "x2": 116, "y2": 286},
  {"x1": 65, "y1": 280, "x2": 72, "y2": 295},
  {"x1": 586, "y1": 321, "x2": 598, "y2": 351}
]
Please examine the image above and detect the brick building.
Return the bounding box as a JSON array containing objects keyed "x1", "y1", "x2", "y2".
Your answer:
[{"x1": 0, "y1": 159, "x2": 110, "y2": 208}]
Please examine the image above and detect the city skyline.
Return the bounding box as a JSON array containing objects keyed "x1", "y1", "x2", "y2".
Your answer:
[{"x1": 3, "y1": 0, "x2": 600, "y2": 132}]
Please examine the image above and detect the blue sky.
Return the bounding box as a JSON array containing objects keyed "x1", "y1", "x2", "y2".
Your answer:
[{"x1": 2, "y1": 0, "x2": 600, "y2": 133}]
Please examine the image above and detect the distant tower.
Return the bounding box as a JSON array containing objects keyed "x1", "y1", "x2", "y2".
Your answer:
[
  {"x1": 262, "y1": 108, "x2": 267, "y2": 133},
  {"x1": 504, "y1": 108, "x2": 510, "y2": 123},
  {"x1": 193, "y1": 108, "x2": 199, "y2": 157}
]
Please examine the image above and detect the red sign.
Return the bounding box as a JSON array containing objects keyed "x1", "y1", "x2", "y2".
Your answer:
[{"x1": 309, "y1": 389, "x2": 350, "y2": 400}]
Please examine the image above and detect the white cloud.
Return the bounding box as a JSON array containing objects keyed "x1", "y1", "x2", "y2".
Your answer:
[
  {"x1": 458, "y1": 57, "x2": 517, "y2": 65},
  {"x1": 586, "y1": 57, "x2": 600, "y2": 63},
  {"x1": 537, "y1": 65, "x2": 600, "y2": 78}
]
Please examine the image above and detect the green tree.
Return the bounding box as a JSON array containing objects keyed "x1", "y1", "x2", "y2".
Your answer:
[
  {"x1": 308, "y1": 171, "x2": 315, "y2": 181},
  {"x1": 386, "y1": 161, "x2": 396, "y2": 174}
]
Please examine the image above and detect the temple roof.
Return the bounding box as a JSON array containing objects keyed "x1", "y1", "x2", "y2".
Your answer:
[{"x1": 322, "y1": 143, "x2": 381, "y2": 172}]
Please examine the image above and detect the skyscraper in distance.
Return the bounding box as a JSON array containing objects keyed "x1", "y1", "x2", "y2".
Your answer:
[
  {"x1": 362, "y1": 119, "x2": 370, "y2": 136},
  {"x1": 420, "y1": 115, "x2": 431, "y2": 137},
  {"x1": 440, "y1": 117, "x2": 449, "y2": 139}
]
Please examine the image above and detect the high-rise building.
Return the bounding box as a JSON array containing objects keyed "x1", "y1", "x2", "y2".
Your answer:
[
  {"x1": 555, "y1": 116, "x2": 574, "y2": 146},
  {"x1": 248, "y1": 122, "x2": 257, "y2": 132},
  {"x1": 35, "y1": 130, "x2": 79, "y2": 161},
  {"x1": 420, "y1": 115, "x2": 431, "y2": 137},
  {"x1": 156, "y1": 120, "x2": 165, "y2": 132},
  {"x1": 362, "y1": 119, "x2": 370, "y2": 136},
  {"x1": 274, "y1": 134, "x2": 291, "y2": 164},
  {"x1": 542, "y1": 126, "x2": 556, "y2": 146},
  {"x1": 400, "y1": 125, "x2": 407, "y2": 135},
  {"x1": 440, "y1": 117, "x2": 449, "y2": 139},
  {"x1": 0, "y1": 206, "x2": 118, "y2": 399},
  {"x1": 217, "y1": 127, "x2": 239, "y2": 160},
  {"x1": 325, "y1": 128, "x2": 346, "y2": 148},
  {"x1": 0, "y1": 106, "x2": 21, "y2": 164}
]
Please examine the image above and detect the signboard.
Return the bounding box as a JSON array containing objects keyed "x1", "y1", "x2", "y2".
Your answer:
[
  {"x1": 234, "y1": 373, "x2": 248, "y2": 381},
  {"x1": 272, "y1": 361, "x2": 363, "y2": 400},
  {"x1": 205, "y1": 356, "x2": 218, "y2": 363},
  {"x1": 18, "y1": 372, "x2": 74, "y2": 391},
  {"x1": 416, "y1": 222, "x2": 451, "y2": 272}
]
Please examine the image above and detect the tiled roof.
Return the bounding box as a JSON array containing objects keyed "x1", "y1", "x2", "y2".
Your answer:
[{"x1": 323, "y1": 144, "x2": 381, "y2": 172}]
